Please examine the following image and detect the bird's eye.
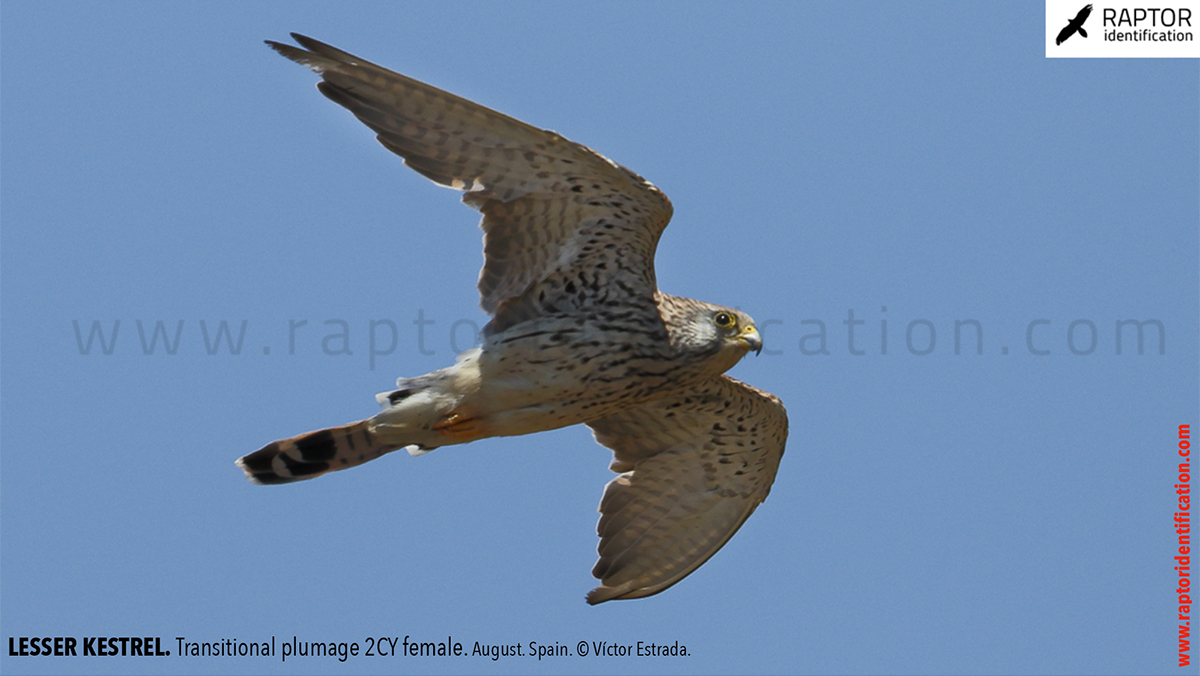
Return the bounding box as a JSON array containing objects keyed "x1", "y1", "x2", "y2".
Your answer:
[{"x1": 713, "y1": 312, "x2": 736, "y2": 330}]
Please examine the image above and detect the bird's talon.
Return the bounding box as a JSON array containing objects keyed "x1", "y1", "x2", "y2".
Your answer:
[{"x1": 433, "y1": 412, "x2": 485, "y2": 440}]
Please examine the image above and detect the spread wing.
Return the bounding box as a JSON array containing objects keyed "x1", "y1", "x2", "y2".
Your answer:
[
  {"x1": 268, "y1": 34, "x2": 673, "y2": 330},
  {"x1": 1057, "y1": 4, "x2": 1092, "y2": 44},
  {"x1": 1055, "y1": 23, "x2": 1077, "y2": 45},
  {"x1": 584, "y1": 375, "x2": 788, "y2": 604}
]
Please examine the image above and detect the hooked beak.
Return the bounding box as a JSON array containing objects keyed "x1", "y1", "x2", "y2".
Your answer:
[{"x1": 739, "y1": 325, "x2": 763, "y2": 356}]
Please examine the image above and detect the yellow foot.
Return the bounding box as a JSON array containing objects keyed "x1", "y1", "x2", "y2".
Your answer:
[{"x1": 432, "y1": 412, "x2": 486, "y2": 440}]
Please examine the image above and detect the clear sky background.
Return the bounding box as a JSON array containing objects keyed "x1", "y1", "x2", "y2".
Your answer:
[{"x1": 2, "y1": 2, "x2": 1197, "y2": 675}]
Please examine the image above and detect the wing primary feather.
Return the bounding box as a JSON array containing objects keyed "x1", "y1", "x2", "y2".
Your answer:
[
  {"x1": 267, "y1": 34, "x2": 673, "y2": 321},
  {"x1": 584, "y1": 375, "x2": 788, "y2": 603},
  {"x1": 260, "y1": 35, "x2": 789, "y2": 605}
]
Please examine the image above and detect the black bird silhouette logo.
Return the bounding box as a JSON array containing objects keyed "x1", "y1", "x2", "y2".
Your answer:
[{"x1": 1056, "y1": 4, "x2": 1093, "y2": 45}]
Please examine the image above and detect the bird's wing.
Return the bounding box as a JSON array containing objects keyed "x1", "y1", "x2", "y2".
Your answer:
[
  {"x1": 268, "y1": 34, "x2": 673, "y2": 328},
  {"x1": 1056, "y1": 23, "x2": 1077, "y2": 45},
  {"x1": 1075, "y1": 4, "x2": 1093, "y2": 22},
  {"x1": 584, "y1": 375, "x2": 788, "y2": 604}
]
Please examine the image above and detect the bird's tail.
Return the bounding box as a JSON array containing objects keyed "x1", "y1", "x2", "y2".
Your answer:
[{"x1": 236, "y1": 420, "x2": 402, "y2": 485}]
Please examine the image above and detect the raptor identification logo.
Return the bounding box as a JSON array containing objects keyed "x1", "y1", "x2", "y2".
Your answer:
[{"x1": 1046, "y1": 0, "x2": 1200, "y2": 56}]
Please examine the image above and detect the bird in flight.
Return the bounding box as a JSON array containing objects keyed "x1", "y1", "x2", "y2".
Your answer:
[
  {"x1": 1056, "y1": 4, "x2": 1093, "y2": 45},
  {"x1": 238, "y1": 34, "x2": 788, "y2": 604}
]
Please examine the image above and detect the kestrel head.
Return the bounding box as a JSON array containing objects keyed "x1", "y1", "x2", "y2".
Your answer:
[
  {"x1": 710, "y1": 308, "x2": 763, "y2": 356},
  {"x1": 665, "y1": 298, "x2": 762, "y2": 373}
]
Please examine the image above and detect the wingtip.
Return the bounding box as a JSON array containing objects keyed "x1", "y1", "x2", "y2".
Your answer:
[
  {"x1": 289, "y1": 33, "x2": 340, "y2": 57},
  {"x1": 265, "y1": 37, "x2": 331, "y2": 74},
  {"x1": 585, "y1": 583, "x2": 633, "y2": 605},
  {"x1": 264, "y1": 33, "x2": 321, "y2": 54}
]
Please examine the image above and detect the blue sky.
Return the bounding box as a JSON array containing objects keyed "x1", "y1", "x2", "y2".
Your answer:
[{"x1": 2, "y1": 2, "x2": 1197, "y2": 675}]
